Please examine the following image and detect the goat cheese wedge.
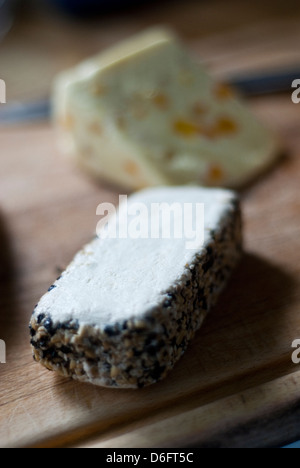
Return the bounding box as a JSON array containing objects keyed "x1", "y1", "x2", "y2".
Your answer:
[
  {"x1": 30, "y1": 187, "x2": 242, "y2": 389},
  {"x1": 53, "y1": 28, "x2": 278, "y2": 190}
]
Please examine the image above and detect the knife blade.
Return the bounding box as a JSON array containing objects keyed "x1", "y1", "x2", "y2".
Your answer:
[{"x1": 0, "y1": 67, "x2": 299, "y2": 124}]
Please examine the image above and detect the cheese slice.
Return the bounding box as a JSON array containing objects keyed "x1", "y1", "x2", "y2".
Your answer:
[
  {"x1": 30, "y1": 186, "x2": 242, "y2": 388},
  {"x1": 53, "y1": 28, "x2": 278, "y2": 189}
]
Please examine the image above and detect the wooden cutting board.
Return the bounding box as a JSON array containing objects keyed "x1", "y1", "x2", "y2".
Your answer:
[
  {"x1": 0, "y1": 97, "x2": 299, "y2": 449},
  {"x1": 1, "y1": 1, "x2": 300, "y2": 449}
]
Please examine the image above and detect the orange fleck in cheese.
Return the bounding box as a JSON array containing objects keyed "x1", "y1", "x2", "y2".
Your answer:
[
  {"x1": 216, "y1": 117, "x2": 238, "y2": 135},
  {"x1": 173, "y1": 119, "x2": 200, "y2": 137},
  {"x1": 215, "y1": 83, "x2": 234, "y2": 100},
  {"x1": 152, "y1": 93, "x2": 169, "y2": 110},
  {"x1": 165, "y1": 150, "x2": 175, "y2": 161},
  {"x1": 88, "y1": 122, "x2": 102, "y2": 134},
  {"x1": 207, "y1": 164, "x2": 225, "y2": 183},
  {"x1": 205, "y1": 117, "x2": 238, "y2": 139},
  {"x1": 124, "y1": 161, "x2": 140, "y2": 176},
  {"x1": 192, "y1": 102, "x2": 207, "y2": 117},
  {"x1": 60, "y1": 113, "x2": 74, "y2": 130}
]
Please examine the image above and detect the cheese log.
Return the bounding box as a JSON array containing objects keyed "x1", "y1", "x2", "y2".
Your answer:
[
  {"x1": 53, "y1": 28, "x2": 279, "y2": 190},
  {"x1": 30, "y1": 187, "x2": 242, "y2": 389}
]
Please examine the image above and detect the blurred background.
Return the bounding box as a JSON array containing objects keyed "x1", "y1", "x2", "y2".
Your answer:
[
  {"x1": 1, "y1": 0, "x2": 300, "y2": 449},
  {"x1": 0, "y1": 0, "x2": 299, "y2": 109}
]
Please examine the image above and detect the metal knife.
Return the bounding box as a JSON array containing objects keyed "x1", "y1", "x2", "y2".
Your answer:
[{"x1": 0, "y1": 67, "x2": 299, "y2": 124}]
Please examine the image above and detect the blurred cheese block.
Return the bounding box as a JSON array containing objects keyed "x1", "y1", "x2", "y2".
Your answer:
[{"x1": 53, "y1": 28, "x2": 279, "y2": 190}]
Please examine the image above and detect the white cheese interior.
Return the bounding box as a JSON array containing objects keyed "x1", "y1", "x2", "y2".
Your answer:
[
  {"x1": 54, "y1": 28, "x2": 278, "y2": 190},
  {"x1": 36, "y1": 187, "x2": 236, "y2": 326}
]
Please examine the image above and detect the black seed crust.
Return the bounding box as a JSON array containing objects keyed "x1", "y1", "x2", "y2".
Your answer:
[
  {"x1": 37, "y1": 314, "x2": 45, "y2": 324},
  {"x1": 29, "y1": 201, "x2": 242, "y2": 389}
]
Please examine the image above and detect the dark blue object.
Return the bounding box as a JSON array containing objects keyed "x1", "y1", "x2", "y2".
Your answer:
[
  {"x1": 230, "y1": 68, "x2": 300, "y2": 96},
  {"x1": 0, "y1": 0, "x2": 13, "y2": 40},
  {"x1": 0, "y1": 99, "x2": 50, "y2": 124},
  {"x1": 47, "y1": 0, "x2": 143, "y2": 16}
]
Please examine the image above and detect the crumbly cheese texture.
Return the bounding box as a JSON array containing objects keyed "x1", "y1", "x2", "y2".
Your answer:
[
  {"x1": 30, "y1": 187, "x2": 243, "y2": 389},
  {"x1": 54, "y1": 28, "x2": 279, "y2": 190}
]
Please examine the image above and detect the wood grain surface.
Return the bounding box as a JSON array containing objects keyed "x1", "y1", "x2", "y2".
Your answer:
[{"x1": 0, "y1": 0, "x2": 300, "y2": 448}]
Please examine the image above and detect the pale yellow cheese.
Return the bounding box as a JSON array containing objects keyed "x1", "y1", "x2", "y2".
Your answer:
[{"x1": 53, "y1": 28, "x2": 279, "y2": 190}]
